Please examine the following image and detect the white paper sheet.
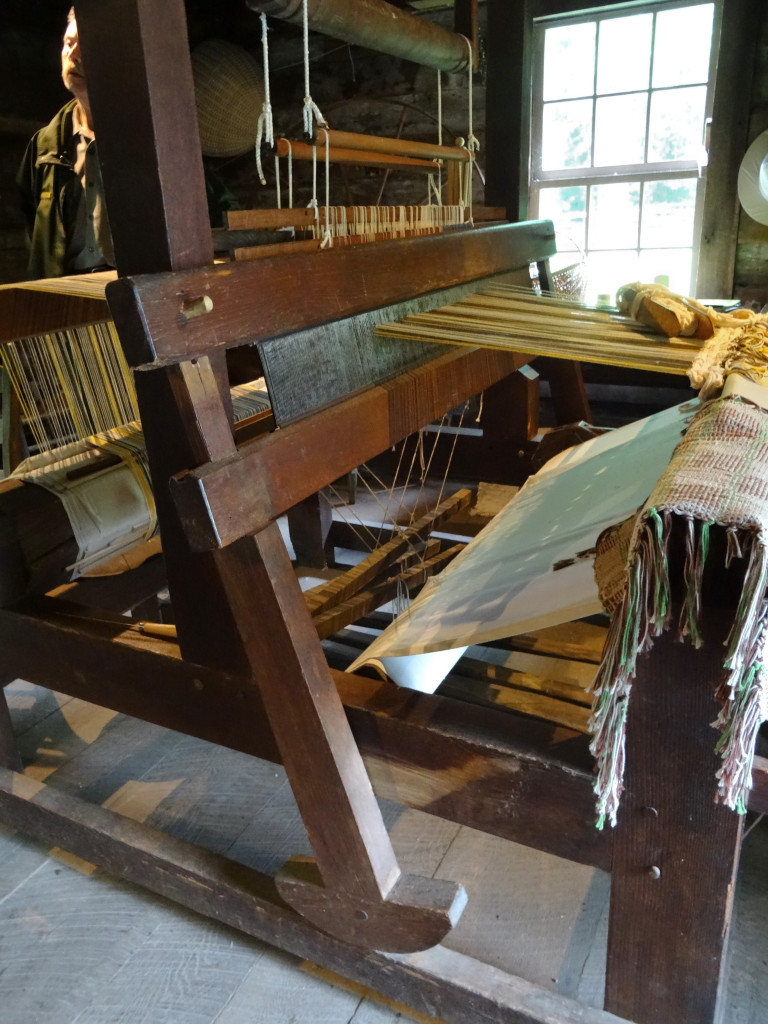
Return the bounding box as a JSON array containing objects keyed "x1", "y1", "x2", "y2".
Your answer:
[{"x1": 349, "y1": 399, "x2": 700, "y2": 691}]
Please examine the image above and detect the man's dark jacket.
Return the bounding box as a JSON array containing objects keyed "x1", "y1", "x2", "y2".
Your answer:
[{"x1": 16, "y1": 99, "x2": 81, "y2": 280}]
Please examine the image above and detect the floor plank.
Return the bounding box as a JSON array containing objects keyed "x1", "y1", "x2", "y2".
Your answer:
[
  {"x1": 436, "y1": 827, "x2": 596, "y2": 991},
  {"x1": 1, "y1": 689, "x2": 767, "y2": 1024}
]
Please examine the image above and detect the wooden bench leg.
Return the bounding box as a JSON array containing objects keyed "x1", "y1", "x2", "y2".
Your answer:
[{"x1": 605, "y1": 617, "x2": 743, "y2": 1024}]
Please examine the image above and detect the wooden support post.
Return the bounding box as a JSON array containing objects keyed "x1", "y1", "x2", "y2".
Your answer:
[
  {"x1": 76, "y1": 0, "x2": 466, "y2": 953},
  {"x1": 485, "y1": 0, "x2": 530, "y2": 221},
  {"x1": 1, "y1": 367, "x2": 26, "y2": 477},
  {"x1": 533, "y1": 261, "x2": 592, "y2": 426},
  {"x1": 454, "y1": 0, "x2": 479, "y2": 70},
  {"x1": 287, "y1": 491, "x2": 334, "y2": 568},
  {"x1": 539, "y1": 357, "x2": 592, "y2": 426},
  {"x1": 0, "y1": 685, "x2": 22, "y2": 772},
  {"x1": 482, "y1": 364, "x2": 539, "y2": 444},
  {"x1": 605, "y1": 612, "x2": 743, "y2": 1024}
]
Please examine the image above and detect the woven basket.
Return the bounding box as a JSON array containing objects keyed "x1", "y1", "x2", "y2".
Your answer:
[
  {"x1": 552, "y1": 260, "x2": 587, "y2": 302},
  {"x1": 191, "y1": 40, "x2": 265, "y2": 158}
]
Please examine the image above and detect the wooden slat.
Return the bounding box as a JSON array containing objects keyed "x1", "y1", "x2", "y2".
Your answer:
[
  {"x1": 313, "y1": 543, "x2": 464, "y2": 639},
  {"x1": 233, "y1": 228, "x2": 443, "y2": 261},
  {"x1": 105, "y1": 221, "x2": 556, "y2": 368},
  {"x1": 304, "y1": 489, "x2": 473, "y2": 616},
  {"x1": 499, "y1": 620, "x2": 608, "y2": 664},
  {"x1": 172, "y1": 347, "x2": 525, "y2": 549},
  {"x1": 0, "y1": 768, "x2": 628, "y2": 1024},
  {"x1": 0, "y1": 288, "x2": 109, "y2": 345},
  {"x1": 275, "y1": 137, "x2": 440, "y2": 171},
  {"x1": 322, "y1": 129, "x2": 471, "y2": 163}
]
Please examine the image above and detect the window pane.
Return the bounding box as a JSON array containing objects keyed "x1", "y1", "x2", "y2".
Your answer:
[
  {"x1": 648, "y1": 85, "x2": 706, "y2": 162},
  {"x1": 653, "y1": 4, "x2": 714, "y2": 88},
  {"x1": 543, "y1": 23, "x2": 596, "y2": 101},
  {"x1": 596, "y1": 14, "x2": 652, "y2": 95},
  {"x1": 538, "y1": 186, "x2": 587, "y2": 251},
  {"x1": 641, "y1": 179, "x2": 698, "y2": 248},
  {"x1": 586, "y1": 250, "x2": 639, "y2": 306},
  {"x1": 542, "y1": 100, "x2": 593, "y2": 170},
  {"x1": 589, "y1": 183, "x2": 640, "y2": 249},
  {"x1": 594, "y1": 93, "x2": 648, "y2": 166},
  {"x1": 638, "y1": 248, "x2": 693, "y2": 295}
]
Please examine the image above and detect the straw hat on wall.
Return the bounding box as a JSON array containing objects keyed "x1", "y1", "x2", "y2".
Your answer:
[
  {"x1": 191, "y1": 39, "x2": 265, "y2": 158},
  {"x1": 738, "y1": 129, "x2": 768, "y2": 226}
]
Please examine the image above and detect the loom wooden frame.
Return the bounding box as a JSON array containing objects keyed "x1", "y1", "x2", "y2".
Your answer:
[{"x1": 0, "y1": 1, "x2": 761, "y2": 1022}]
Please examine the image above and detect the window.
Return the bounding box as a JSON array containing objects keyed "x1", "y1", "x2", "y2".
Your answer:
[{"x1": 529, "y1": 1, "x2": 720, "y2": 303}]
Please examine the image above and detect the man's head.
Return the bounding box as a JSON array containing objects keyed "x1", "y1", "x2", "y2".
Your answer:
[{"x1": 61, "y1": 9, "x2": 88, "y2": 108}]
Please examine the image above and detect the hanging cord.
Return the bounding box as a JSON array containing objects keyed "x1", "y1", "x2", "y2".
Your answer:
[
  {"x1": 286, "y1": 140, "x2": 294, "y2": 208},
  {"x1": 461, "y1": 35, "x2": 480, "y2": 220},
  {"x1": 430, "y1": 403, "x2": 467, "y2": 515},
  {"x1": 318, "y1": 127, "x2": 333, "y2": 247},
  {"x1": 435, "y1": 67, "x2": 443, "y2": 206},
  {"x1": 308, "y1": 141, "x2": 319, "y2": 221},
  {"x1": 302, "y1": 0, "x2": 328, "y2": 138},
  {"x1": 324, "y1": 479, "x2": 381, "y2": 553},
  {"x1": 255, "y1": 13, "x2": 274, "y2": 186},
  {"x1": 274, "y1": 154, "x2": 281, "y2": 207}
]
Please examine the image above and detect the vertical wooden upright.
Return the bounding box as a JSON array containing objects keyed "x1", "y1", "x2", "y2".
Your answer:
[
  {"x1": 74, "y1": 0, "x2": 465, "y2": 953},
  {"x1": 0, "y1": 687, "x2": 22, "y2": 772},
  {"x1": 604, "y1": 613, "x2": 743, "y2": 1024}
]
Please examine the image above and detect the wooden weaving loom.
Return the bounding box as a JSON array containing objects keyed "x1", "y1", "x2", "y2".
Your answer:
[{"x1": 1, "y1": 3, "x2": 767, "y2": 1024}]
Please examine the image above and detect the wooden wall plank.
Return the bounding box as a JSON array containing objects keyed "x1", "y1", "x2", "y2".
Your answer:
[{"x1": 696, "y1": 0, "x2": 763, "y2": 298}]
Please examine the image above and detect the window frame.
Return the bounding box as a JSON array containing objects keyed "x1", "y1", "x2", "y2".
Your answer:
[
  {"x1": 528, "y1": 0, "x2": 721, "y2": 297},
  {"x1": 483, "y1": 0, "x2": 760, "y2": 300}
]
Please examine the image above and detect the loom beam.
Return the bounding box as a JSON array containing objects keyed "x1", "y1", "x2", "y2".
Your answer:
[
  {"x1": 248, "y1": 0, "x2": 470, "y2": 72},
  {"x1": 316, "y1": 130, "x2": 471, "y2": 163},
  {"x1": 274, "y1": 136, "x2": 440, "y2": 172}
]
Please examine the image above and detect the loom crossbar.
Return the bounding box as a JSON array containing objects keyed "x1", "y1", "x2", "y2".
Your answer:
[{"x1": 106, "y1": 221, "x2": 556, "y2": 368}]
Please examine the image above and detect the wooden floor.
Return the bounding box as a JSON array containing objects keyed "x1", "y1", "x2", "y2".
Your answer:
[{"x1": 1, "y1": 668, "x2": 767, "y2": 1024}]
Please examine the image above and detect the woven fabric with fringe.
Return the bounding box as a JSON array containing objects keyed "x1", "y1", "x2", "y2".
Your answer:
[{"x1": 591, "y1": 395, "x2": 768, "y2": 828}]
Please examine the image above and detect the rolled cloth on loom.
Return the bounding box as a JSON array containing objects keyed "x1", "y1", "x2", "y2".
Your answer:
[{"x1": 592, "y1": 374, "x2": 768, "y2": 828}]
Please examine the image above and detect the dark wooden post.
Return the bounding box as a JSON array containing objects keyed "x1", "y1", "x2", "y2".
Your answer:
[
  {"x1": 0, "y1": 686, "x2": 22, "y2": 772},
  {"x1": 485, "y1": 0, "x2": 530, "y2": 221},
  {"x1": 75, "y1": 0, "x2": 465, "y2": 952},
  {"x1": 605, "y1": 611, "x2": 743, "y2": 1024}
]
